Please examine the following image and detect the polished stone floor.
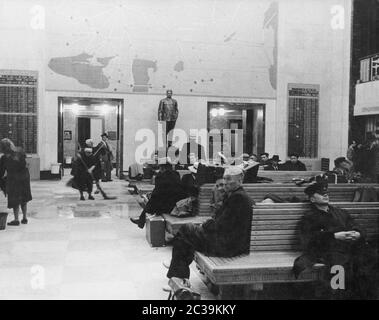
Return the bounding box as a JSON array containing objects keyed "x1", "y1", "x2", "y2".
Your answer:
[{"x1": 0, "y1": 172, "x2": 215, "y2": 300}]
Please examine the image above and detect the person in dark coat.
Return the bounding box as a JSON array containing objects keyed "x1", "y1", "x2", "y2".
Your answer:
[
  {"x1": 281, "y1": 153, "x2": 307, "y2": 171},
  {"x1": 130, "y1": 157, "x2": 186, "y2": 229},
  {"x1": 181, "y1": 162, "x2": 199, "y2": 198},
  {"x1": 96, "y1": 133, "x2": 113, "y2": 182},
  {"x1": 293, "y1": 182, "x2": 378, "y2": 299},
  {"x1": 264, "y1": 155, "x2": 282, "y2": 171},
  {"x1": 259, "y1": 152, "x2": 271, "y2": 168},
  {"x1": 0, "y1": 138, "x2": 32, "y2": 226},
  {"x1": 71, "y1": 147, "x2": 98, "y2": 201},
  {"x1": 165, "y1": 166, "x2": 253, "y2": 280}
]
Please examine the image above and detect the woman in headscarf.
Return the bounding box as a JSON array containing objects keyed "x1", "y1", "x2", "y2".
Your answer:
[{"x1": 0, "y1": 138, "x2": 32, "y2": 226}]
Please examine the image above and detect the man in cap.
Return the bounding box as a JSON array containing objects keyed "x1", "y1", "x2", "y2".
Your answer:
[
  {"x1": 165, "y1": 166, "x2": 253, "y2": 284},
  {"x1": 293, "y1": 181, "x2": 378, "y2": 299},
  {"x1": 158, "y1": 89, "x2": 179, "y2": 146},
  {"x1": 130, "y1": 157, "x2": 186, "y2": 229}
]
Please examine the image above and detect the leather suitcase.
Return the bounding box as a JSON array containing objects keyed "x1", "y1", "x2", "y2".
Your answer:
[{"x1": 146, "y1": 215, "x2": 166, "y2": 247}]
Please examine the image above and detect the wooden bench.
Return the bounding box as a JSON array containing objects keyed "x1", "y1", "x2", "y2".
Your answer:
[
  {"x1": 194, "y1": 202, "x2": 379, "y2": 299},
  {"x1": 197, "y1": 183, "x2": 379, "y2": 215},
  {"x1": 163, "y1": 184, "x2": 379, "y2": 237},
  {"x1": 256, "y1": 170, "x2": 323, "y2": 183}
]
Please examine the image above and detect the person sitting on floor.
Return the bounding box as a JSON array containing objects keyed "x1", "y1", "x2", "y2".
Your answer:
[
  {"x1": 130, "y1": 157, "x2": 186, "y2": 229},
  {"x1": 281, "y1": 153, "x2": 307, "y2": 171},
  {"x1": 164, "y1": 166, "x2": 253, "y2": 285},
  {"x1": 293, "y1": 181, "x2": 378, "y2": 299}
]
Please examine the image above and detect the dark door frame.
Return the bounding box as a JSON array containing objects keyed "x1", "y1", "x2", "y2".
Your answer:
[{"x1": 57, "y1": 97, "x2": 124, "y2": 178}]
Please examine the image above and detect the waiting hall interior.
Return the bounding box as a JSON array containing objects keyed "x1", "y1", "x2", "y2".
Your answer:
[{"x1": 1, "y1": 0, "x2": 379, "y2": 300}]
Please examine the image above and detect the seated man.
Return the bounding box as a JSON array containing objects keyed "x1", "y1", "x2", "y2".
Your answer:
[
  {"x1": 130, "y1": 157, "x2": 186, "y2": 229},
  {"x1": 209, "y1": 174, "x2": 226, "y2": 216},
  {"x1": 165, "y1": 167, "x2": 253, "y2": 282},
  {"x1": 181, "y1": 162, "x2": 199, "y2": 198},
  {"x1": 259, "y1": 152, "x2": 271, "y2": 168},
  {"x1": 264, "y1": 155, "x2": 282, "y2": 171},
  {"x1": 293, "y1": 181, "x2": 378, "y2": 299},
  {"x1": 281, "y1": 153, "x2": 307, "y2": 171},
  {"x1": 332, "y1": 156, "x2": 353, "y2": 183}
]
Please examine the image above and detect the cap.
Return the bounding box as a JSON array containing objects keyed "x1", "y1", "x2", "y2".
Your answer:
[
  {"x1": 224, "y1": 166, "x2": 244, "y2": 177},
  {"x1": 334, "y1": 156, "x2": 347, "y2": 167},
  {"x1": 304, "y1": 182, "x2": 328, "y2": 196}
]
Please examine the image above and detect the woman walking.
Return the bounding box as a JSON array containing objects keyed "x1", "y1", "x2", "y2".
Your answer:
[{"x1": 0, "y1": 138, "x2": 32, "y2": 226}]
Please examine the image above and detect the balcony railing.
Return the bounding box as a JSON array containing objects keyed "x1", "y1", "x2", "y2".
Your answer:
[{"x1": 360, "y1": 53, "x2": 379, "y2": 82}]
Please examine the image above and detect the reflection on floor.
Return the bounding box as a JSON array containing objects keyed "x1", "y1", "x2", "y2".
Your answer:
[{"x1": 0, "y1": 175, "x2": 215, "y2": 300}]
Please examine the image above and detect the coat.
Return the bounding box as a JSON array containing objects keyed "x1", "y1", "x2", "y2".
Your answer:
[
  {"x1": 201, "y1": 186, "x2": 253, "y2": 257},
  {"x1": 281, "y1": 160, "x2": 307, "y2": 171},
  {"x1": 0, "y1": 152, "x2": 32, "y2": 209},
  {"x1": 181, "y1": 173, "x2": 199, "y2": 197},
  {"x1": 158, "y1": 97, "x2": 178, "y2": 121},
  {"x1": 71, "y1": 152, "x2": 100, "y2": 189},
  {"x1": 293, "y1": 204, "x2": 378, "y2": 298},
  {"x1": 145, "y1": 169, "x2": 186, "y2": 214}
]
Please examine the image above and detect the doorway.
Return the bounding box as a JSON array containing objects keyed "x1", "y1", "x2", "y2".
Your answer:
[
  {"x1": 207, "y1": 102, "x2": 265, "y2": 158},
  {"x1": 57, "y1": 97, "x2": 124, "y2": 178}
]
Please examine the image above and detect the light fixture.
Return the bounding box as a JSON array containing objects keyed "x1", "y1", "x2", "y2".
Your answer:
[
  {"x1": 210, "y1": 108, "x2": 218, "y2": 117},
  {"x1": 219, "y1": 108, "x2": 225, "y2": 116}
]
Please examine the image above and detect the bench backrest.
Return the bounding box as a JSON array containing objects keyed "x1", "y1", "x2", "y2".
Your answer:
[
  {"x1": 256, "y1": 170, "x2": 323, "y2": 183},
  {"x1": 250, "y1": 202, "x2": 379, "y2": 252},
  {"x1": 197, "y1": 183, "x2": 379, "y2": 216}
]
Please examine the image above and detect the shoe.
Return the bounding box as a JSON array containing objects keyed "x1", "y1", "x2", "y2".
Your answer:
[
  {"x1": 162, "y1": 260, "x2": 171, "y2": 269},
  {"x1": 21, "y1": 218, "x2": 28, "y2": 224},
  {"x1": 88, "y1": 195, "x2": 95, "y2": 200},
  {"x1": 80, "y1": 196, "x2": 85, "y2": 201},
  {"x1": 130, "y1": 217, "x2": 140, "y2": 225},
  {"x1": 94, "y1": 190, "x2": 100, "y2": 194},
  {"x1": 7, "y1": 220, "x2": 20, "y2": 226},
  {"x1": 130, "y1": 217, "x2": 145, "y2": 229}
]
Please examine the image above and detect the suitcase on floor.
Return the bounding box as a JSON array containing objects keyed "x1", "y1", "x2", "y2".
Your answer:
[{"x1": 146, "y1": 215, "x2": 166, "y2": 247}]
